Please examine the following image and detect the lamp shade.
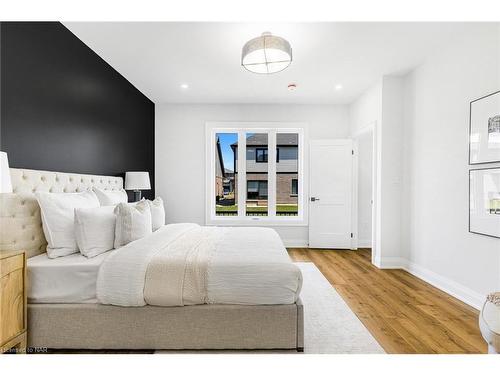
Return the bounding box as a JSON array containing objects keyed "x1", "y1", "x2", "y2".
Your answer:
[
  {"x1": 241, "y1": 32, "x2": 292, "y2": 74},
  {"x1": 125, "y1": 171, "x2": 151, "y2": 190},
  {"x1": 0, "y1": 151, "x2": 12, "y2": 193}
]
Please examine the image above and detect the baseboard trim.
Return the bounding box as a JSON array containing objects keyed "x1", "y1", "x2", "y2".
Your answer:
[
  {"x1": 297, "y1": 249, "x2": 485, "y2": 310},
  {"x1": 357, "y1": 240, "x2": 372, "y2": 248},
  {"x1": 283, "y1": 241, "x2": 309, "y2": 248},
  {"x1": 370, "y1": 256, "x2": 484, "y2": 310},
  {"x1": 403, "y1": 261, "x2": 484, "y2": 310},
  {"x1": 376, "y1": 257, "x2": 408, "y2": 269}
]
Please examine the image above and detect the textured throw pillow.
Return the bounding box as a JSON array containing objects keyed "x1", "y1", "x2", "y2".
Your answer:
[
  {"x1": 75, "y1": 206, "x2": 116, "y2": 258},
  {"x1": 114, "y1": 200, "x2": 152, "y2": 248},
  {"x1": 147, "y1": 197, "x2": 165, "y2": 231},
  {"x1": 93, "y1": 187, "x2": 128, "y2": 206},
  {"x1": 36, "y1": 190, "x2": 100, "y2": 258}
]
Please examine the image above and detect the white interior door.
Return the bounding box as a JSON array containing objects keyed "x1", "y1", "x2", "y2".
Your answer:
[{"x1": 309, "y1": 140, "x2": 354, "y2": 249}]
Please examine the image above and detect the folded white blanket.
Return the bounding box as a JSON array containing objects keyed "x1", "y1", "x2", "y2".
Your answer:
[{"x1": 97, "y1": 223, "x2": 302, "y2": 307}]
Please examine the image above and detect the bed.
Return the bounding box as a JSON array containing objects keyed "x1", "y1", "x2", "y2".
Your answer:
[{"x1": 0, "y1": 168, "x2": 304, "y2": 351}]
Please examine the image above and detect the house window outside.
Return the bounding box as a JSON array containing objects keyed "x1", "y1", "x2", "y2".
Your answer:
[
  {"x1": 255, "y1": 148, "x2": 281, "y2": 163},
  {"x1": 291, "y1": 179, "x2": 298, "y2": 195},
  {"x1": 247, "y1": 181, "x2": 268, "y2": 200},
  {"x1": 255, "y1": 148, "x2": 268, "y2": 162},
  {"x1": 208, "y1": 124, "x2": 305, "y2": 225}
]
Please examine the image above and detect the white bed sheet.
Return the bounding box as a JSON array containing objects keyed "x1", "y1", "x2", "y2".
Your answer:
[
  {"x1": 97, "y1": 224, "x2": 302, "y2": 307},
  {"x1": 28, "y1": 251, "x2": 112, "y2": 304},
  {"x1": 208, "y1": 226, "x2": 303, "y2": 305}
]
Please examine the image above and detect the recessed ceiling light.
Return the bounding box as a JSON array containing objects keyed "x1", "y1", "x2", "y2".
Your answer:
[
  {"x1": 288, "y1": 83, "x2": 297, "y2": 91},
  {"x1": 334, "y1": 84, "x2": 343, "y2": 90},
  {"x1": 180, "y1": 83, "x2": 189, "y2": 89}
]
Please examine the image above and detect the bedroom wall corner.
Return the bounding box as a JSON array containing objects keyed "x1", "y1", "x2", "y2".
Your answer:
[{"x1": 401, "y1": 23, "x2": 500, "y2": 305}]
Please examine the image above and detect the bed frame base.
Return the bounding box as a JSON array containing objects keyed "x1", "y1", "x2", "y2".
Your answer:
[{"x1": 28, "y1": 301, "x2": 304, "y2": 352}]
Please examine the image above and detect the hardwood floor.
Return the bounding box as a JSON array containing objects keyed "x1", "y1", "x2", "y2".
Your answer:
[{"x1": 288, "y1": 247, "x2": 487, "y2": 354}]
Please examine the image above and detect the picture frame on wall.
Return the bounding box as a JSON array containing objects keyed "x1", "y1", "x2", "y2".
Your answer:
[
  {"x1": 469, "y1": 167, "x2": 500, "y2": 239},
  {"x1": 469, "y1": 90, "x2": 500, "y2": 164}
]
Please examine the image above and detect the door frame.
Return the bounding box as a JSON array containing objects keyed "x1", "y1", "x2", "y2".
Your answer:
[
  {"x1": 308, "y1": 139, "x2": 356, "y2": 249},
  {"x1": 351, "y1": 121, "x2": 378, "y2": 265}
]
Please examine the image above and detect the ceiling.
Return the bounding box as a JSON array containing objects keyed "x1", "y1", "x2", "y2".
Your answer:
[{"x1": 64, "y1": 22, "x2": 478, "y2": 105}]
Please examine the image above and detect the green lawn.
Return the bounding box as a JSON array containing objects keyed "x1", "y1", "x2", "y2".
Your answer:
[{"x1": 216, "y1": 204, "x2": 298, "y2": 213}]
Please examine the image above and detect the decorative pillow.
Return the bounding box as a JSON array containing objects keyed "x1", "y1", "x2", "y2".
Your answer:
[
  {"x1": 36, "y1": 190, "x2": 100, "y2": 258},
  {"x1": 114, "y1": 200, "x2": 152, "y2": 248},
  {"x1": 93, "y1": 187, "x2": 128, "y2": 206},
  {"x1": 147, "y1": 197, "x2": 165, "y2": 231},
  {"x1": 75, "y1": 206, "x2": 116, "y2": 258}
]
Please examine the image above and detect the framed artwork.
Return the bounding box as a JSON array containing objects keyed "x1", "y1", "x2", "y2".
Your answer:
[
  {"x1": 469, "y1": 90, "x2": 500, "y2": 164},
  {"x1": 469, "y1": 167, "x2": 500, "y2": 238}
]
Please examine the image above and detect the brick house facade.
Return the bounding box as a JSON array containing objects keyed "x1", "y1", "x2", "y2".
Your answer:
[{"x1": 232, "y1": 134, "x2": 298, "y2": 205}]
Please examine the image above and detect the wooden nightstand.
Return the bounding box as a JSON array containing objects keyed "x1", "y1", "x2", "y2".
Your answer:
[{"x1": 0, "y1": 250, "x2": 27, "y2": 354}]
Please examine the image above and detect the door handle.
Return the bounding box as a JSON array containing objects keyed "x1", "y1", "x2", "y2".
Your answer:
[{"x1": 310, "y1": 197, "x2": 320, "y2": 202}]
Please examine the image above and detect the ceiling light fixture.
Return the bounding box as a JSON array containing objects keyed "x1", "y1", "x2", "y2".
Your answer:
[
  {"x1": 180, "y1": 83, "x2": 189, "y2": 89},
  {"x1": 288, "y1": 83, "x2": 297, "y2": 91},
  {"x1": 241, "y1": 32, "x2": 292, "y2": 74},
  {"x1": 334, "y1": 84, "x2": 343, "y2": 90}
]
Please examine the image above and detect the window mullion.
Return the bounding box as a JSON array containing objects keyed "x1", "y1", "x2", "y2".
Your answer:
[
  {"x1": 268, "y1": 130, "x2": 277, "y2": 218},
  {"x1": 298, "y1": 130, "x2": 304, "y2": 220},
  {"x1": 237, "y1": 131, "x2": 246, "y2": 218}
]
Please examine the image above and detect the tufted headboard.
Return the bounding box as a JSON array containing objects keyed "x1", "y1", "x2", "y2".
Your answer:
[{"x1": 0, "y1": 168, "x2": 123, "y2": 258}]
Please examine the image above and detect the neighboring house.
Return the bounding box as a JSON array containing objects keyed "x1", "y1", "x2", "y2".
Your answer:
[
  {"x1": 231, "y1": 133, "x2": 298, "y2": 205},
  {"x1": 223, "y1": 168, "x2": 235, "y2": 195},
  {"x1": 215, "y1": 137, "x2": 225, "y2": 200}
]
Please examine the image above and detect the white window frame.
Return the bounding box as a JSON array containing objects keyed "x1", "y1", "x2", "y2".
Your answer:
[{"x1": 205, "y1": 122, "x2": 308, "y2": 226}]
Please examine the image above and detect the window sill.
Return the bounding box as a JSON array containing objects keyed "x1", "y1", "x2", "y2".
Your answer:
[{"x1": 206, "y1": 217, "x2": 308, "y2": 227}]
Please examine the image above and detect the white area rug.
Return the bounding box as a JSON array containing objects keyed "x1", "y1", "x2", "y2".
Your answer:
[
  {"x1": 297, "y1": 262, "x2": 384, "y2": 353},
  {"x1": 156, "y1": 262, "x2": 384, "y2": 354}
]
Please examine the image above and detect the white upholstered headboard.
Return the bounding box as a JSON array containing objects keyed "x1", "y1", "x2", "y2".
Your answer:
[{"x1": 0, "y1": 168, "x2": 123, "y2": 258}]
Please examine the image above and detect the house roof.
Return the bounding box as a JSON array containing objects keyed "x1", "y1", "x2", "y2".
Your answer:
[{"x1": 231, "y1": 133, "x2": 298, "y2": 147}]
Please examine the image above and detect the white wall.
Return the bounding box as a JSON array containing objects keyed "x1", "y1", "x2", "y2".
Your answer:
[
  {"x1": 356, "y1": 130, "x2": 373, "y2": 247},
  {"x1": 379, "y1": 76, "x2": 405, "y2": 263},
  {"x1": 349, "y1": 78, "x2": 406, "y2": 266},
  {"x1": 349, "y1": 82, "x2": 382, "y2": 260},
  {"x1": 349, "y1": 82, "x2": 382, "y2": 136},
  {"x1": 155, "y1": 104, "x2": 350, "y2": 246},
  {"x1": 401, "y1": 24, "x2": 500, "y2": 308}
]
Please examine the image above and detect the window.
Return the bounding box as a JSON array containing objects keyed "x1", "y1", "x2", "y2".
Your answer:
[
  {"x1": 246, "y1": 133, "x2": 268, "y2": 216},
  {"x1": 255, "y1": 148, "x2": 280, "y2": 163},
  {"x1": 207, "y1": 123, "x2": 307, "y2": 225},
  {"x1": 291, "y1": 179, "x2": 298, "y2": 195},
  {"x1": 247, "y1": 181, "x2": 268, "y2": 200},
  {"x1": 255, "y1": 148, "x2": 268, "y2": 162},
  {"x1": 276, "y1": 133, "x2": 299, "y2": 216},
  {"x1": 214, "y1": 132, "x2": 238, "y2": 217}
]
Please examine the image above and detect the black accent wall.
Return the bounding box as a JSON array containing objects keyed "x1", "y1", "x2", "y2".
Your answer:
[{"x1": 0, "y1": 22, "x2": 155, "y2": 199}]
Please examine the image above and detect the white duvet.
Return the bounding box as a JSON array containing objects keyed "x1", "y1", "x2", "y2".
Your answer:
[{"x1": 96, "y1": 223, "x2": 302, "y2": 307}]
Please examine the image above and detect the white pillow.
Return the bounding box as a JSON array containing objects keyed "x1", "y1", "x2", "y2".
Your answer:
[
  {"x1": 36, "y1": 190, "x2": 100, "y2": 258},
  {"x1": 147, "y1": 197, "x2": 165, "y2": 231},
  {"x1": 75, "y1": 206, "x2": 116, "y2": 258},
  {"x1": 93, "y1": 187, "x2": 128, "y2": 206},
  {"x1": 114, "y1": 200, "x2": 152, "y2": 248}
]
